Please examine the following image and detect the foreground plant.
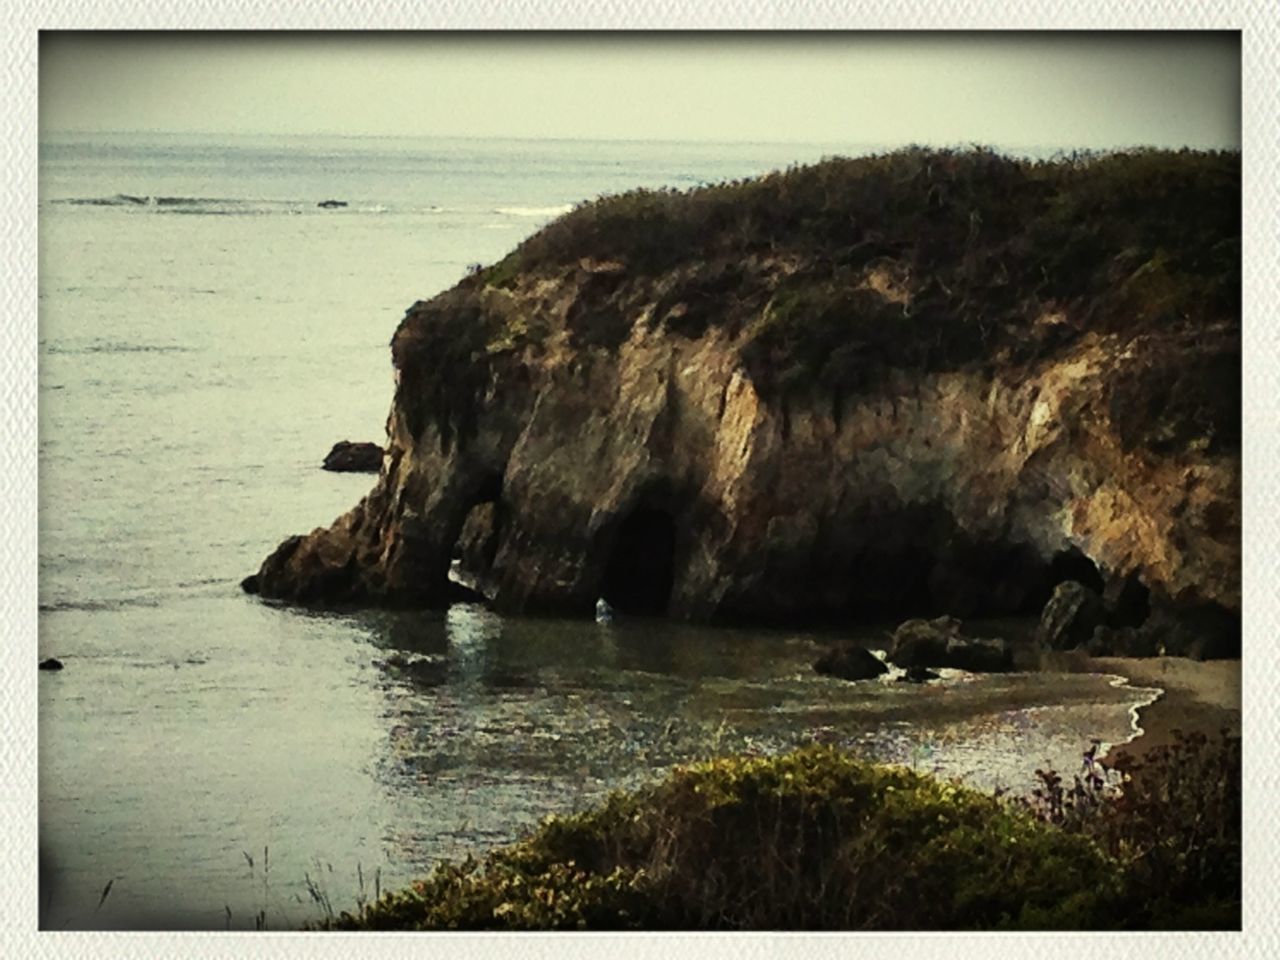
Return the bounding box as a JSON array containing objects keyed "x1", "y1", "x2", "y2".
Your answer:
[
  {"x1": 327, "y1": 745, "x2": 1125, "y2": 931},
  {"x1": 326, "y1": 732, "x2": 1240, "y2": 931},
  {"x1": 1036, "y1": 730, "x2": 1241, "y2": 929}
]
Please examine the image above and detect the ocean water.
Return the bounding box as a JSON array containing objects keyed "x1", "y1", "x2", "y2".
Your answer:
[{"x1": 37, "y1": 132, "x2": 1156, "y2": 931}]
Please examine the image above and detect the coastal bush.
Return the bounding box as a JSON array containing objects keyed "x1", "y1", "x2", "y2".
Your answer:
[
  {"x1": 327, "y1": 745, "x2": 1124, "y2": 930},
  {"x1": 395, "y1": 147, "x2": 1238, "y2": 454},
  {"x1": 326, "y1": 732, "x2": 1241, "y2": 931},
  {"x1": 1022, "y1": 730, "x2": 1242, "y2": 929},
  {"x1": 509, "y1": 147, "x2": 1237, "y2": 343}
]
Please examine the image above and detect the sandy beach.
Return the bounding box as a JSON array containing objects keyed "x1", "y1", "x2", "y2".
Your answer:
[{"x1": 1087, "y1": 655, "x2": 1242, "y2": 769}]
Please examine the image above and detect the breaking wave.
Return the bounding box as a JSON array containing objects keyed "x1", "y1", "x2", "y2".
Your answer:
[
  {"x1": 50, "y1": 195, "x2": 393, "y2": 216},
  {"x1": 493, "y1": 204, "x2": 573, "y2": 218}
]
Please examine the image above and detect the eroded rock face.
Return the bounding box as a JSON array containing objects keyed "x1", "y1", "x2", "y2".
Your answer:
[
  {"x1": 246, "y1": 153, "x2": 1240, "y2": 640},
  {"x1": 456, "y1": 502, "x2": 499, "y2": 580},
  {"x1": 247, "y1": 310, "x2": 1240, "y2": 625}
]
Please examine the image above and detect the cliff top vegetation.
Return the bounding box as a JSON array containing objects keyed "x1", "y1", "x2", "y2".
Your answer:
[{"x1": 392, "y1": 147, "x2": 1239, "y2": 453}]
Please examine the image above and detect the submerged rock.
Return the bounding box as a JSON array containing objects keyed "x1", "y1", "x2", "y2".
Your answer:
[
  {"x1": 378, "y1": 652, "x2": 447, "y2": 686},
  {"x1": 322, "y1": 441, "x2": 382, "y2": 473},
  {"x1": 814, "y1": 643, "x2": 888, "y2": 682},
  {"x1": 246, "y1": 149, "x2": 1240, "y2": 640}
]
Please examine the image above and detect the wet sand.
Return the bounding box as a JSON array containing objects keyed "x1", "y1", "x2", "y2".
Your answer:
[{"x1": 1087, "y1": 655, "x2": 1242, "y2": 769}]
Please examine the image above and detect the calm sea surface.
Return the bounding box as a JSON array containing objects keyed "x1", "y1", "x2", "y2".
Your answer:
[{"x1": 37, "y1": 132, "x2": 1155, "y2": 930}]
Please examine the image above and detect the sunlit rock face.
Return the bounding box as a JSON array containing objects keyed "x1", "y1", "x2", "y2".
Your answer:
[{"x1": 247, "y1": 149, "x2": 1239, "y2": 648}]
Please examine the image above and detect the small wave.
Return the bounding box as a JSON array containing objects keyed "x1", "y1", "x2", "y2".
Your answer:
[
  {"x1": 39, "y1": 577, "x2": 235, "y2": 614},
  {"x1": 174, "y1": 576, "x2": 232, "y2": 589},
  {"x1": 39, "y1": 595, "x2": 163, "y2": 614},
  {"x1": 493, "y1": 204, "x2": 573, "y2": 218},
  {"x1": 1097, "y1": 673, "x2": 1164, "y2": 758},
  {"x1": 50, "y1": 195, "x2": 384, "y2": 217},
  {"x1": 44, "y1": 341, "x2": 194, "y2": 356},
  {"x1": 54, "y1": 194, "x2": 232, "y2": 208}
]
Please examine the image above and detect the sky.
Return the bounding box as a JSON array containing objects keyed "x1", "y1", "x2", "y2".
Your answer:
[{"x1": 40, "y1": 32, "x2": 1240, "y2": 150}]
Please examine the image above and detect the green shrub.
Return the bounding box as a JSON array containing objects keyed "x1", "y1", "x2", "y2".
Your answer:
[{"x1": 328, "y1": 745, "x2": 1122, "y2": 930}]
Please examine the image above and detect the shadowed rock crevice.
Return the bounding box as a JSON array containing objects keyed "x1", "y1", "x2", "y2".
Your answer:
[
  {"x1": 446, "y1": 468, "x2": 507, "y2": 589},
  {"x1": 599, "y1": 506, "x2": 677, "y2": 617}
]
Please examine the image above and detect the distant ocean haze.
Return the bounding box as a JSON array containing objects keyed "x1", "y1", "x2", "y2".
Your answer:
[{"x1": 37, "y1": 132, "x2": 1152, "y2": 931}]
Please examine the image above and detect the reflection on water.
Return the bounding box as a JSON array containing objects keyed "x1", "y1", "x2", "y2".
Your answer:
[
  {"x1": 39, "y1": 596, "x2": 1158, "y2": 931},
  {"x1": 356, "y1": 603, "x2": 1158, "y2": 879}
]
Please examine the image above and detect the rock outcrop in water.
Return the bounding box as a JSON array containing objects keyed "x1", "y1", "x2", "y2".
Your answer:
[
  {"x1": 322, "y1": 440, "x2": 383, "y2": 473},
  {"x1": 888, "y1": 616, "x2": 1014, "y2": 673},
  {"x1": 246, "y1": 148, "x2": 1240, "y2": 655},
  {"x1": 813, "y1": 644, "x2": 889, "y2": 682}
]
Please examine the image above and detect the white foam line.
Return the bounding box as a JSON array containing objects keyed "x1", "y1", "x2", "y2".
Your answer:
[
  {"x1": 1095, "y1": 672, "x2": 1164, "y2": 761},
  {"x1": 493, "y1": 204, "x2": 573, "y2": 217}
]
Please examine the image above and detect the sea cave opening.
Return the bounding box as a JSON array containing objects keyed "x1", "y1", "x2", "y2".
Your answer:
[
  {"x1": 449, "y1": 471, "x2": 505, "y2": 585},
  {"x1": 600, "y1": 506, "x2": 677, "y2": 617}
]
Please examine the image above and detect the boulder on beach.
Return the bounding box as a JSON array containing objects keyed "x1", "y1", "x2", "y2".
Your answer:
[
  {"x1": 814, "y1": 643, "x2": 889, "y2": 682},
  {"x1": 889, "y1": 616, "x2": 1012, "y2": 673},
  {"x1": 1037, "y1": 580, "x2": 1106, "y2": 650},
  {"x1": 322, "y1": 440, "x2": 383, "y2": 473},
  {"x1": 1086, "y1": 625, "x2": 1160, "y2": 659},
  {"x1": 888, "y1": 616, "x2": 961, "y2": 668},
  {"x1": 897, "y1": 665, "x2": 941, "y2": 683},
  {"x1": 944, "y1": 635, "x2": 1012, "y2": 673},
  {"x1": 1087, "y1": 606, "x2": 1240, "y2": 661}
]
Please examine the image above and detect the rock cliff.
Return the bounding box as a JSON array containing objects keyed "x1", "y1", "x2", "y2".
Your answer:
[{"x1": 244, "y1": 148, "x2": 1240, "y2": 646}]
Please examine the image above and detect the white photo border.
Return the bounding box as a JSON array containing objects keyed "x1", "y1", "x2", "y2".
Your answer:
[{"x1": 4, "y1": 5, "x2": 1273, "y2": 958}]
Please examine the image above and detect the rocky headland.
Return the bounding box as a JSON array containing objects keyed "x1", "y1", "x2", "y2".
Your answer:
[{"x1": 244, "y1": 148, "x2": 1240, "y2": 658}]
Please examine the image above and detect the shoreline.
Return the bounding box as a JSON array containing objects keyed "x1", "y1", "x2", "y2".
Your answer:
[{"x1": 1085, "y1": 655, "x2": 1242, "y2": 770}]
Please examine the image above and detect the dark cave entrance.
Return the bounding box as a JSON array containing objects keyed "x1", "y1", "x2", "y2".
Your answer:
[
  {"x1": 449, "y1": 471, "x2": 505, "y2": 585},
  {"x1": 600, "y1": 506, "x2": 677, "y2": 617},
  {"x1": 1048, "y1": 547, "x2": 1106, "y2": 596},
  {"x1": 818, "y1": 509, "x2": 1119, "y2": 623}
]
